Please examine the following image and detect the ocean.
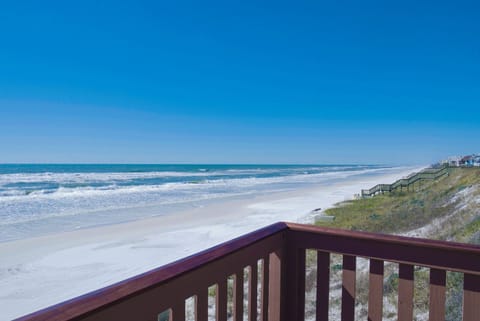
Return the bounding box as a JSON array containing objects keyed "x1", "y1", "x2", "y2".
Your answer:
[{"x1": 0, "y1": 164, "x2": 385, "y2": 242}]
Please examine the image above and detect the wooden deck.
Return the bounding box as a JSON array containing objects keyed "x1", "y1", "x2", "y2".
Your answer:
[{"x1": 15, "y1": 222, "x2": 480, "y2": 321}]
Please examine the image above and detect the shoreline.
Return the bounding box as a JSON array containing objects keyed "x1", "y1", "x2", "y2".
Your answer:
[{"x1": 0, "y1": 166, "x2": 422, "y2": 320}]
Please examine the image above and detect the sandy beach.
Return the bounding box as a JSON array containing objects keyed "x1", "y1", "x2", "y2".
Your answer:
[{"x1": 0, "y1": 166, "x2": 421, "y2": 320}]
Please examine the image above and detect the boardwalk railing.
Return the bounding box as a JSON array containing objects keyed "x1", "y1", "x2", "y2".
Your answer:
[
  {"x1": 361, "y1": 166, "x2": 449, "y2": 197},
  {"x1": 16, "y1": 222, "x2": 480, "y2": 321}
]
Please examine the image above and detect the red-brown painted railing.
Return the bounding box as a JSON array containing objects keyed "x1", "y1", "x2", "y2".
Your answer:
[{"x1": 15, "y1": 222, "x2": 480, "y2": 321}]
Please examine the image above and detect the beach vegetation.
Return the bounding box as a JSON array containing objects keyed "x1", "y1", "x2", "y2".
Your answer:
[
  {"x1": 307, "y1": 167, "x2": 480, "y2": 320},
  {"x1": 317, "y1": 168, "x2": 480, "y2": 237}
]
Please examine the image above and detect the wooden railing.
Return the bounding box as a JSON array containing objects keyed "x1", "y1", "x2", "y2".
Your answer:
[
  {"x1": 15, "y1": 222, "x2": 480, "y2": 321},
  {"x1": 361, "y1": 166, "x2": 449, "y2": 197}
]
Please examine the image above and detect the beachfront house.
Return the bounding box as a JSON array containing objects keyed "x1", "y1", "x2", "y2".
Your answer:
[
  {"x1": 443, "y1": 154, "x2": 480, "y2": 167},
  {"x1": 474, "y1": 155, "x2": 480, "y2": 167},
  {"x1": 460, "y1": 155, "x2": 475, "y2": 167},
  {"x1": 443, "y1": 156, "x2": 462, "y2": 167}
]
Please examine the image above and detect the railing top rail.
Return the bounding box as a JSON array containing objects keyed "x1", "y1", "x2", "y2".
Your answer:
[
  {"x1": 286, "y1": 222, "x2": 480, "y2": 254},
  {"x1": 15, "y1": 222, "x2": 288, "y2": 321},
  {"x1": 286, "y1": 222, "x2": 480, "y2": 274}
]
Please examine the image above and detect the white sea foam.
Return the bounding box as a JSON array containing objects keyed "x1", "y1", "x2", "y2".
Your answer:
[
  {"x1": 0, "y1": 168, "x2": 367, "y2": 203},
  {"x1": 0, "y1": 167, "x2": 405, "y2": 233},
  {"x1": 0, "y1": 170, "x2": 216, "y2": 182},
  {"x1": 0, "y1": 167, "x2": 323, "y2": 185},
  {"x1": 0, "y1": 165, "x2": 382, "y2": 186}
]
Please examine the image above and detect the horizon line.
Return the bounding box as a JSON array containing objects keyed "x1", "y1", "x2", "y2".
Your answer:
[{"x1": 0, "y1": 162, "x2": 394, "y2": 166}]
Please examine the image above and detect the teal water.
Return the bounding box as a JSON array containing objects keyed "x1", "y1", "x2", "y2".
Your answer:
[{"x1": 0, "y1": 164, "x2": 384, "y2": 241}]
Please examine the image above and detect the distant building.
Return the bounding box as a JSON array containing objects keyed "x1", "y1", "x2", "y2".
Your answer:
[
  {"x1": 460, "y1": 155, "x2": 475, "y2": 167},
  {"x1": 473, "y1": 155, "x2": 480, "y2": 167},
  {"x1": 443, "y1": 156, "x2": 462, "y2": 167},
  {"x1": 442, "y1": 154, "x2": 480, "y2": 167}
]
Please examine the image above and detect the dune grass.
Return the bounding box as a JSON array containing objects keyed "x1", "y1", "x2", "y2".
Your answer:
[
  {"x1": 316, "y1": 167, "x2": 480, "y2": 237},
  {"x1": 308, "y1": 167, "x2": 480, "y2": 320}
]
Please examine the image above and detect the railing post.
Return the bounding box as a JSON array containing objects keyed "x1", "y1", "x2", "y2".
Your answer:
[{"x1": 285, "y1": 233, "x2": 306, "y2": 321}]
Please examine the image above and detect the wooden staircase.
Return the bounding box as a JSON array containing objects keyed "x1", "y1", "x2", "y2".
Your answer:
[{"x1": 361, "y1": 165, "x2": 449, "y2": 197}]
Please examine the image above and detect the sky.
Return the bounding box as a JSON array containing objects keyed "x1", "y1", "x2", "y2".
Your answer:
[{"x1": 0, "y1": 1, "x2": 479, "y2": 165}]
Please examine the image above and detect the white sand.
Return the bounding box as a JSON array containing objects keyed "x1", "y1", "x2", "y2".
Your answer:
[{"x1": 0, "y1": 166, "x2": 422, "y2": 320}]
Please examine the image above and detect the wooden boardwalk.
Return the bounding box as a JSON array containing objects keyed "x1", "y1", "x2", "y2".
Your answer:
[{"x1": 361, "y1": 165, "x2": 449, "y2": 197}]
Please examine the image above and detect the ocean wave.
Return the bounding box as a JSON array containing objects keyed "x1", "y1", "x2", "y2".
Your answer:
[
  {"x1": 0, "y1": 171, "x2": 214, "y2": 184},
  {"x1": 0, "y1": 168, "x2": 294, "y2": 186},
  {"x1": 0, "y1": 165, "x2": 378, "y2": 186},
  {"x1": 0, "y1": 167, "x2": 387, "y2": 202}
]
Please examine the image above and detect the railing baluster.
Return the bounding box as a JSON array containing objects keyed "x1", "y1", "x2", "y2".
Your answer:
[
  {"x1": 341, "y1": 255, "x2": 356, "y2": 321},
  {"x1": 268, "y1": 249, "x2": 284, "y2": 321},
  {"x1": 171, "y1": 301, "x2": 185, "y2": 321},
  {"x1": 463, "y1": 273, "x2": 480, "y2": 321},
  {"x1": 234, "y1": 271, "x2": 244, "y2": 321},
  {"x1": 261, "y1": 256, "x2": 270, "y2": 321},
  {"x1": 316, "y1": 251, "x2": 330, "y2": 321},
  {"x1": 249, "y1": 263, "x2": 258, "y2": 321},
  {"x1": 398, "y1": 264, "x2": 414, "y2": 321},
  {"x1": 217, "y1": 280, "x2": 228, "y2": 321},
  {"x1": 368, "y1": 259, "x2": 384, "y2": 321},
  {"x1": 195, "y1": 290, "x2": 208, "y2": 321},
  {"x1": 428, "y1": 268, "x2": 446, "y2": 321}
]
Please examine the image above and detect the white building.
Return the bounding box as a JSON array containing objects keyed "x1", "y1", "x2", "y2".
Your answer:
[
  {"x1": 473, "y1": 155, "x2": 480, "y2": 167},
  {"x1": 443, "y1": 156, "x2": 462, "y2": 167}
]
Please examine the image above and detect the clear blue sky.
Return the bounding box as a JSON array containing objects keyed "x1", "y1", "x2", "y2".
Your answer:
[{"x1": 0, "y1": 1, "x2": 478, "y2": 164}]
